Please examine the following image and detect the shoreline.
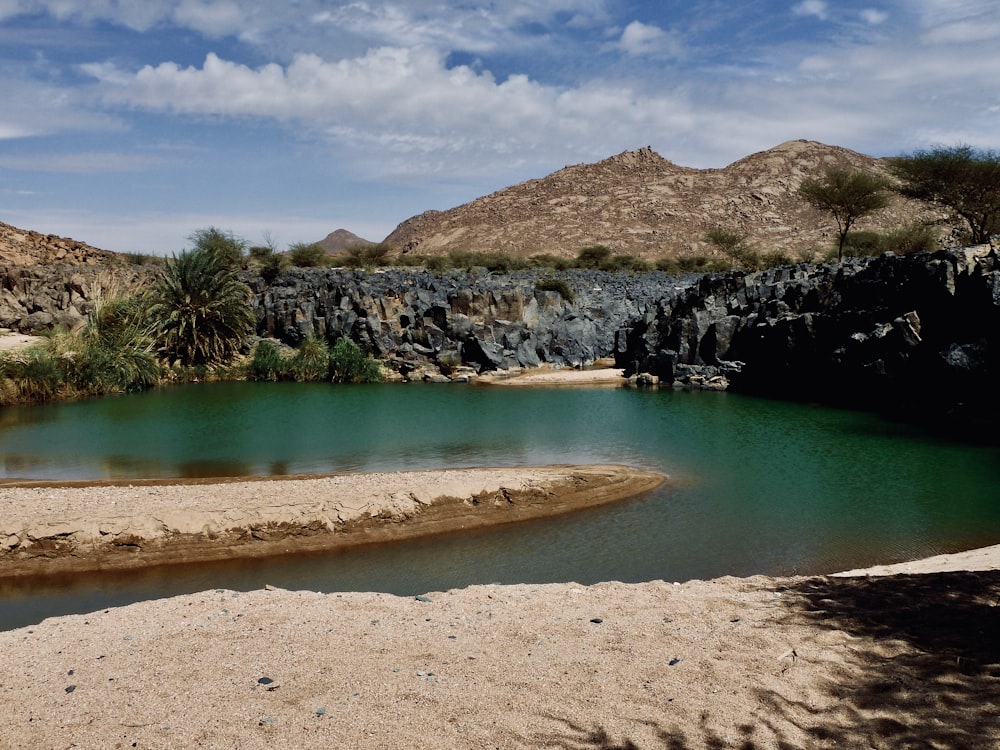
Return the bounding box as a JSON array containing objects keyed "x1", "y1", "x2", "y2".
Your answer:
[{"x1": 0, "y1": 465, "x2": 664, "y2": 579}]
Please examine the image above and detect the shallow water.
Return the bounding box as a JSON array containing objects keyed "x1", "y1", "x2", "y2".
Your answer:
[{"x1": 1, "y1": 382, "x2": 998, "y2": 630}]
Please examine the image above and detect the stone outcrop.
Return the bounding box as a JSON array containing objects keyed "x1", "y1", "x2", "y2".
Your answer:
[
  {"x1": 0, "y1": 264, "x2": 153, "y2": 333},
  {"x1": 249, "y1": 268, "x2": 676, "y2": 377},
  {"x1": 0, "y1": 221, "x2": 117, "y2": 266},
  {"x1": 618, "y1": 245, "x2": 999, "y2": 432}
]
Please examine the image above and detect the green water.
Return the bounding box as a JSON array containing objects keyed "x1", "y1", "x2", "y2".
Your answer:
[{"x1": 1, "y1": 382, "x2": 998, "y2": 630}]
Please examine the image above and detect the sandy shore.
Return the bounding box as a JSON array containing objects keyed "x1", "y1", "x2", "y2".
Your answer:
[
  {"x1": 2, "y1": 470, "x2": 999, "y2": 747},
  {"x1": 479, "y1": 361, "x2": 628, "y2": 387},
  {"x1": 0, "y1": 465, "x2": 663, "y2": 578},
  {"x1": 1, "y1": 563, "x2": 998, "y2": 749}
]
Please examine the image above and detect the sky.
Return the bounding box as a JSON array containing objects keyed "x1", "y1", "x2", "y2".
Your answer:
[{"x1": 1, "y1": 0, "x2": 998, "y2": 255}]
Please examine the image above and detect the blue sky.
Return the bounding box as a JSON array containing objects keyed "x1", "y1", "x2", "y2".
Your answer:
[{"x1": 1, "y1": 0, "x2": 998, "y2": 255}]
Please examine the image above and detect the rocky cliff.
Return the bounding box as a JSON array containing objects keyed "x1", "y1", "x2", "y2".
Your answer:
[
  {"x1": 619, "y1": 245, "x2": 999, "y2": 432},
  {"x1": 250, "y1": 268, "x2": 674, "y2": 378}
]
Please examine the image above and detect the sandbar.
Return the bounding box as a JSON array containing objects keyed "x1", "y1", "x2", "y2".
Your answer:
[{"x1": 0, "y1": 465, "x2": 663, "y2": 578}]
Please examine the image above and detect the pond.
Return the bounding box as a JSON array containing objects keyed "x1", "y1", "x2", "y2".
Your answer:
[{"x1": 1, "y1": 382, "x2": 999, "y2": 630}]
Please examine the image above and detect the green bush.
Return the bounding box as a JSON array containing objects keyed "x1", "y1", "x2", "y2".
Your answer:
[
  {"x1": 247, "y1": 340, "x2": 286, "y2": 381},
  {"x1": 288, "y1": 242, "x2": 329, "y2": 268},
  {"x1": 289, "y1": 336, "x2": 330, "y2": 382},
  {"x1": 189, "y1": 227, "x2": 247, "y2": 269},
  {"x1": 535, "y1": 277, "x2": 576, "y2": 303},
  {"x1": 343, "y1": 243, "x2": 393, "y2": 269},
  {"x1": 423, "y1": 255, "x2": 449, "y2": 273},
  {"x1": 601, "y1": 254, "x2": 651, "y2": 272},
  {"x1": 329, "y1": 338, "x2": 383, "y2": 383},
  {"x1": 576, "y1": 245, "x2": 612, "y2": 269}
]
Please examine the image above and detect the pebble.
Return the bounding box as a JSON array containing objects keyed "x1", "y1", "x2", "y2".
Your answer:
[
  {"x1": 590, "y1": 618, "x2": 603, "y2": 624},
  {"x1": 65, "y1": 685, "x2": 76, "y2": 694},
  {"x1": 415, "y1": 595, "x2": 432, "y2": 603},
  {"x1": 315, "y1": 707, "x2": 326, "y2": 717},
  {"x1": 668, "y1": 658, "x2": 681, "y2": 666}
]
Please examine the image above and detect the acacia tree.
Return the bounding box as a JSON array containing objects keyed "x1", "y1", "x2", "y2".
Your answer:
[
  {"x1": 147, "y1": 245, "x2": 255, "y2": 366},
  {"x1": 888, "y1": 145, "x2": 1000, "y2": 244},
  {"x1": 798, "y1": 168, "x2": 891, "y2": 261}
]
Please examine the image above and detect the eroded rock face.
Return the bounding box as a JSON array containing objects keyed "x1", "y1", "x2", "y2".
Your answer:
[
  {"x1": 249, "y1": 268, "x2": 678, "y2": 373},
  {"x1": 619, "y1": 245, "x2": 999, "y2": 431},
  {"x1": 0, "y1": 264, "x2": 154, "y2": 332}
]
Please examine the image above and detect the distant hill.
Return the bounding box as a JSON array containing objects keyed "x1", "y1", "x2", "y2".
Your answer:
[
  {"x1": 384, "y1": 140, "x2": 951, "y2": 261},
  {"x1": 315, "y1": 229, "x2": 375, "y2": 256},
  {"x1": 0, "y1": 220, "x2": 117, "y2": 266}
]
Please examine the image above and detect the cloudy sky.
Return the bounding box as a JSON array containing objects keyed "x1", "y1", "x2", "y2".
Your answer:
[{"x1": 1, "y1": 0, "x2": 998, "y2": 254}]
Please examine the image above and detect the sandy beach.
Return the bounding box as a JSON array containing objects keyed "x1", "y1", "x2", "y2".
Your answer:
[{"x1": 0, "y1": 468, "x2": 998, "y2": 748}]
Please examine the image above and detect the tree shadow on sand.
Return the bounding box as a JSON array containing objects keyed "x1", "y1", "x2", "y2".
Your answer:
[{"x1": 535, "y1": 570, "x2": 1000, "y2": 749}]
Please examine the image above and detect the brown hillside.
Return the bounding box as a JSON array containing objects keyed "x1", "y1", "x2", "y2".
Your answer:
[
  {"x1": 316, "y1": 228, "x2": 374, "y2": 256},
  {"x1": 0, "y1": 220, "x2": 118, "y2": 266},
  {"x1": 385, "y1": 140, "x2": 950, "y2": 260}
]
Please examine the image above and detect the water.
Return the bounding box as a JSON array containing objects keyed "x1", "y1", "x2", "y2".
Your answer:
[{"x1": 1, "y1": 382, "x2": 998, "y2": 630}]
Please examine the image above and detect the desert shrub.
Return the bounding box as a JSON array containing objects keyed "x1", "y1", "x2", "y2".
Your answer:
[
  {"x1": 247, "y1": 340, "x2": 287, "y2": 381},
  {"x1": 259, "y1": 252, "x2": 289, "y2": 284},
  {"x1": 289, "y1": 336, "x2": 330, "y2": 382},
  {"x1": 343, "y1": 243, "x2": 393, "y2": 269},
  {"x1": 883, "y1": 224, "x2": 939, "y2": 255},
  {"x1": 576, "y1": 245, "x2": 612, "y2": 269},
  {"x1": 676, "y1": 255, "x2": 730, "y2": 273},
  {"x1": 601, "y1": 254, "x2": 651, "y2": 272},
  {"x1": 529, "y1": 253, "x2": 573, "y2": 270},
  {"x1": 189, "y1": 227, "x2": 247, "y2": 269},
  {"x1": 329, "y1": 338, "x2": 383, "y2": 383},
  {"x1": 656, "y1": 258, "x2": 681, "y2": 274},
  {"x1": 423, "y1": 255, "x2": 449, "y2": 273},
  {"x1": 122, "y1": 252, "x2": 164, "y2": 266},
  {"x1": 395, "y1": 253, "x2": 427, "y2": 267},
  {"x1": 535, "y1": 277, "x2": 576, "y2": 303},
  {"x1": 437, "y1": 349, "x2": 464, "y2": 375},
  {"x1": 288, "y1": 242, "x2": 329, "y2": 268},
  {"x1": 838, "y1": 224, "x2": 939, "y2": 260}
]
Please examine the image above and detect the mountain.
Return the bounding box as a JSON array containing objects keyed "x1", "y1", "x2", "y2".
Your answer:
[
  {"x1": 384, "y1": 140, "x2": 949, "y2": 260},
  {"x1": 0, "y1": 221, "x2": 117, "y2": 266},
  {"x1": 315, "y1": 228, "x2": 375, "y2": 255}
]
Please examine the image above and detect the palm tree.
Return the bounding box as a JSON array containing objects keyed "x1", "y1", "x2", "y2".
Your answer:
[{"x1": 147, "y1": 246, "x2": 255, "y2": 366}]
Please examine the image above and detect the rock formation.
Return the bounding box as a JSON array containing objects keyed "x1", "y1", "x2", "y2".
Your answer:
[{"x1": 618, "y1": 245, "x2": 999, "y2": 433}]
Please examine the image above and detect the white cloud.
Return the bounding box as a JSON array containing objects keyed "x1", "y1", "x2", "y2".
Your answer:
[
  {"x1": 172, "y1": 0, "x2": 243, "y2": 37},
  {"x1": 616, "y1": 20, "x2": 680, "y2": 58},
  {"x1": 792, "y1": 1, "x2": 828, "y2": 20},
  {"x1": 860, "y1": 8, "x2": 888, "y2": 25}
]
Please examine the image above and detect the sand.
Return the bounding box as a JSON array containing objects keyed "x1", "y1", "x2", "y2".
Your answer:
[{"x1": 0, "y1": 470, "x2": 998, "y2": 748}]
